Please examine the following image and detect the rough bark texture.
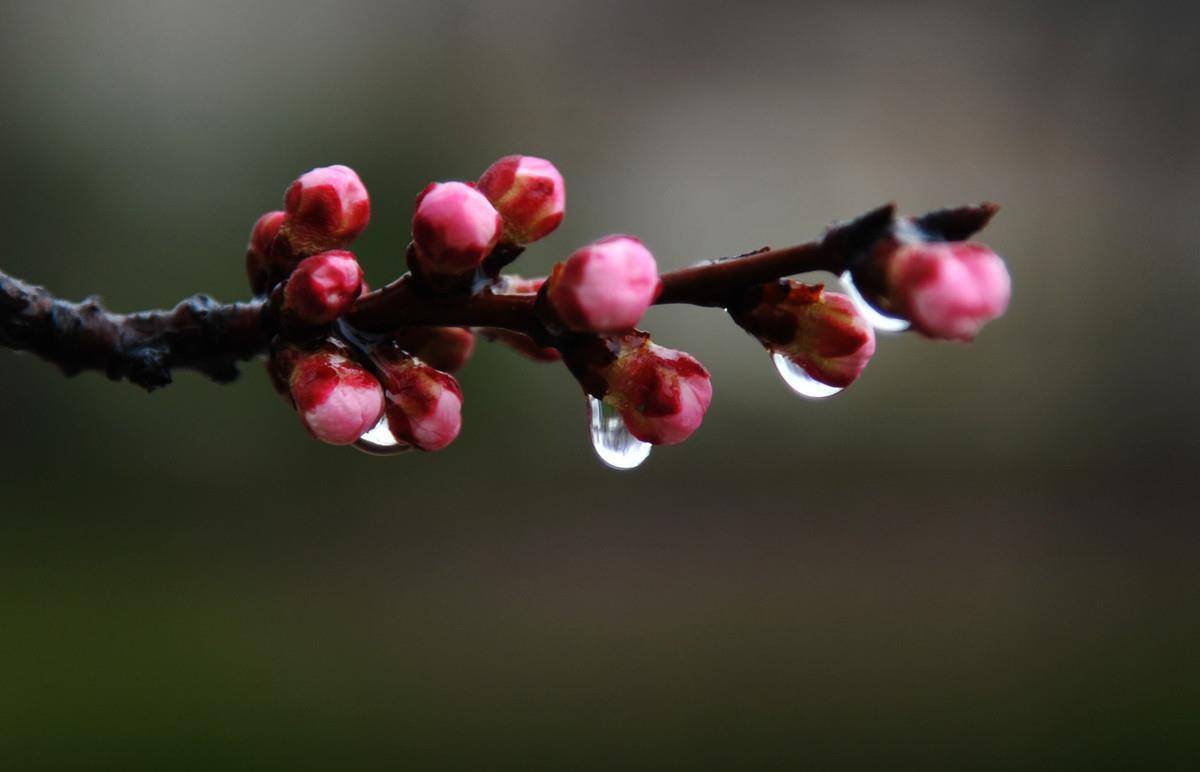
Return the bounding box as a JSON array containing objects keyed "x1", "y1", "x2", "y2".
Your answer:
[{"x1": 0, "y1": 272, "x2": 272, "y2": 390}]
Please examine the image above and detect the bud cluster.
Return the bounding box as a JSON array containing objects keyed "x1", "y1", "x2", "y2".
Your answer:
[
  {"x1": 237, "y1": 155, "x2": 1010, "y2": 467},
  {"x1": 271, "y1": 335, "x2": 467, "y2": 453},
  {"x1": 408, "y1": 155, "x2": 568, "y2": 287},
  {"x1": 256, "y1": 165, "x2": 471, "y2": 452},
  {"x1": 245, "y1": 165, "x2": 371, "y2": 298}
]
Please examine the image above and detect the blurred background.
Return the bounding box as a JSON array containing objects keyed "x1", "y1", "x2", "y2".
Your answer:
[{"x1": 2, "y1": 1, "x2": 1198, "y2": 769}]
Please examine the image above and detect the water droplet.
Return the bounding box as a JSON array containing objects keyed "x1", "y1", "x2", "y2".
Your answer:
[
  {"x1": 772, "y1": 352, "x2": 843, "y2": 399},
  {"x1": 588, "y1": 396, "x2": 651, "y2": 470},
  {"x1": 354, "y1": 415, "x2": 410, "y2": 456},
  {"x1": 839, "y1": 271, "x2": 910, "y2": 332}
]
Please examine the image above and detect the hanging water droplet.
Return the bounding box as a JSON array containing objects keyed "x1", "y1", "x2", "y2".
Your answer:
[
  {"x1": 588, "y1": 396, "x2": 651, "y2": 470},
  {"x1": 839, "y1": 271, "x2": 910, "y2": 332},
  {"x1": 354, "y1": 415, "x2": 410, "y2": 456},
  {"x1": 772, "y1": 352, "x2": 843, "y2": 399}
]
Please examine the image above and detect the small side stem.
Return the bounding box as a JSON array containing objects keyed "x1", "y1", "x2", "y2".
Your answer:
[{"x1": 656, "y1": 242, "x2": 832, "y2": 306}]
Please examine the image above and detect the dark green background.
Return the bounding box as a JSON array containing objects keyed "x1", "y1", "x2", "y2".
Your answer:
[{"x1": 2, "y1": 1, "x2": 1198, "y2": 769}]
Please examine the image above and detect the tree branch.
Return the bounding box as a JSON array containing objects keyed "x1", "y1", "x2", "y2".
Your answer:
[
  {"x1": 0, "y1": 202, "x2": 997, "y2": 390},
  {"x1": 655, "y1": 203, "x2": 900, "y2": 305},
  {"x1": 346, "y1": 279, "x2": 539, "y2": 335},
  {"x1": 1, "y1": 271, "x2": 271, "y2": 390}
]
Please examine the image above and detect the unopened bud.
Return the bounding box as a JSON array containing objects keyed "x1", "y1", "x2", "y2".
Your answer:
[
  {"x1": 287, "y1": 345, "x2": 384, "y2": 446},
  {"x1": 733, "y1": 281, "x2": 875, "y2": 389},
  {"x1": 546, "y1": 236, "x2": 661, "y2": 333},
  {"x1": 282, "y1": 250, "x2": 363, "y2": 325},
  {"x1": 580, "y1": 334, "x2": 712, "y2": 445},
  {"x1": 476, "y1": 155, "x2": 566, "y2": 245},
  {"x1": 374, "y1": 347, "x2": 464, "y2": 452},
  {"x1": 245, "y1": 210, "x2": 294, "y2": 295},
  {"x1": 410, "y1": 181, "x2": 502, "y2": 281},
  {"x1": 853, "y1": 238, "x2": 1011, "y2": 342},
  {"x1": 283, "y1": 165, "x2": 371, "y2": 253}
]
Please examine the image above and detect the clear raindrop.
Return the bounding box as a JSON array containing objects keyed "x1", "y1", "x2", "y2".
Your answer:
[
  {"x1": 588, "y1": 396, "x2": 651, "y2": 470},
  {"x1": 772, "y1": 352, "x2": 842, "y2": 399},
  {"x1": 354, "y1": 415, "x2": 410, "y2": 455},
  {"x1": 839, "y1": 271, "x2": 910, "y2": 332}
]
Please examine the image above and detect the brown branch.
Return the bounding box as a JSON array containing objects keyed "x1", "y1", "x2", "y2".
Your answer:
[
  {"x1": 655, "y1": 204, "x2": 900, "y2": 305},
  {"x1": 345, "y1": 203, "x2": 908, "y2": 331},
  {"x1": 1, "y1": 270, "x2": 272, "y2": 390},
  {"x1": 0, "y1": 202, "x2": 997, "y2": 390},
  {"x1": 347, "y1": 279, "x2": 539, "y2": 335}
]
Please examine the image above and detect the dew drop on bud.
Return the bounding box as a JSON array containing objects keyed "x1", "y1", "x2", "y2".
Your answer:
[
  {"x1": 839, "y1": 271, "x2": 910, "y2": 332},
  {"x1": 772, "y1": 352, "x2": 843, "y2": 399},
  {"x1": 587, "y1": 396, "x2": 651, "y2": 470},
  {"x1": 354, "y1": 415, "x2": 410, "y2": 456}
]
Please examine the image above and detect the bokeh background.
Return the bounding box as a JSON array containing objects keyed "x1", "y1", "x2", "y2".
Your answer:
[{"x1": 2, "y1": 1, "x2": 1198, "y2": 769}]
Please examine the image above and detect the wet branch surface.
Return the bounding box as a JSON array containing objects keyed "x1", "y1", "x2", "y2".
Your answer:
[{"x1": 0, "y1": 203, "x2": 996, "y2": 391}]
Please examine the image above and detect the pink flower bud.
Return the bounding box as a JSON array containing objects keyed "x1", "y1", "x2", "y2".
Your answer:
[
  {"x1": 600, "y1": 335, "x2": 712, "y2": 445},
  {"x1": 733, "y1": 282, "x2": 875, "y2": 388},
  {"x1": 476, "y1": 155, "x2": 566, "y2": 245},
  {"x1": 390, "y1": 326, "x2": 476, "y2": 373},
  {"x1": 546, "y1": 236, "x2": 661, "y2": 333},
  {"x1": 282, "y1": 250, "x2": 363, "y2": 325},
  {"x1": 375, "y1": 350, "x2": 464, "y2": 451},
  {"x1": 884, "y1": 241, "x2": 1011, "y2": 341},
  {"x1": 245, "y1": 210, "x2": 294, "y2": 295},
  {"x1": 283, "y1": 165, "x2": 371, "y2": 253},
  {"x1": 288, "y1": 348, "x2": 384, "y2": 446},
  {"x1": 411, "y1": 181, "x2": 503, "y2": 278}
]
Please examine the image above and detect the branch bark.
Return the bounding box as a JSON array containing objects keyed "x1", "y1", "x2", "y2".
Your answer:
[{"x1": 1, "y1": 271, "x2": 271, "y2": 390}]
